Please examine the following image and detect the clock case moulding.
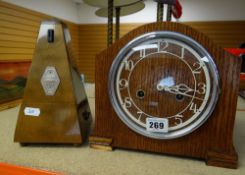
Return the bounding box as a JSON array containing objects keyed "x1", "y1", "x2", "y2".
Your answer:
[
  {"x1": 89, "y1": 22, "x2": 242, "y2": 169},
  {"x1": 14, "y1": 20, "x2": 92, "y2": 145}
]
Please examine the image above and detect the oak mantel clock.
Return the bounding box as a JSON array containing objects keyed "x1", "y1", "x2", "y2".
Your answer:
[
  {"x1": 89, "y1": 22, "x2": 241, "y2": 169},
  {"x1": 14, "y1": 20, "x2": 91, "y2": 145}
]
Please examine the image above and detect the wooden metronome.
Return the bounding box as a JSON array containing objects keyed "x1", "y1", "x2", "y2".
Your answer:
[
  {"x1": 89, "y1": 22, "x2": 241, "y2": 169},
  {"x1": 14, "y1": 20, "x2": 91, "y2": 144}
]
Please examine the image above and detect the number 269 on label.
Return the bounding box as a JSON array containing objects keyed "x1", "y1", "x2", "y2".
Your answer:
[{"x1": 146, "y1": 118, "x2": 169, "y2": 133}]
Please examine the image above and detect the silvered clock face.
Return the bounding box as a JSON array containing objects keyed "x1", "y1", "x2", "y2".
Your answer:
[{"x1": 109, "y1": 31, "x2": 220, "y2": 139}]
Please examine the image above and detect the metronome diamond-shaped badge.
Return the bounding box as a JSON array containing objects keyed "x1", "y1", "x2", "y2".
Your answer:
[{"x1": 41, "y1": 66, "x2": 60, "y2": 96}]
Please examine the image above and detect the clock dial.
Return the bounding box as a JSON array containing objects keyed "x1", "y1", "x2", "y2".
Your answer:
[{"x1": 109, "y1": 31, "x2": 219, "y2": 139}]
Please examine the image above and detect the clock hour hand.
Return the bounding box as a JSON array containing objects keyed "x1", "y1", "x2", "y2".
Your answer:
[
  {"x1": 157, "y1": 83, "x2": 194, "y2": 94},
  {"x1": 157, "y1": 83, "x2": 204, "y2": 101},
  {"x1": 170, "y1": 83, "x2": 194, "y2": 94}
]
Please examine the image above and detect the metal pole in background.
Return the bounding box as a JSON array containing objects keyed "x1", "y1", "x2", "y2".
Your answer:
[
  {"x1": 108, "y1": 0, "x2": 113, "y2": 46},
  {"x1": 156, "y1": 2, "x2": 164, "y2": 22},
  {"x1": 166, "y1": 4, "x2": 172, "y2": 21},
  {"x1": 115, "y1": 7, "x2": 120, "y2": 41}
]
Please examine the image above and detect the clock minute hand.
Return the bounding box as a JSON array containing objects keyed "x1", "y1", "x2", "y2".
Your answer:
[
  {"x1": 157, "y1": 83, "x2": 204, "y2": 101},
  {"x1": 167, "y1": 89, "x2": 204, "y2": 101},
  {"x1": 157, "y1": 83, "x2": 194, "y2": 94},
  {"x1": 170, "y1": 83, "x2": 194, "y2": 94}
]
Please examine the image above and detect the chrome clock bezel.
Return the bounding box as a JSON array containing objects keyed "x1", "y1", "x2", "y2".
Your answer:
[{"x1": 108, "y1": 31, "x2": 220, "y2": 139}]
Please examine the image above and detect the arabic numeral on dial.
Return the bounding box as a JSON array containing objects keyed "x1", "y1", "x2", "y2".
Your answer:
[
  {"x1": 158, "y1": 40, "x2": 168, "y2": 52},
  {"x1": 123, "y1": 97, "x2": 132, "y2": 108},
  {"x1": 180, "y1": 47, "x2": 185, "y2": 59},
  {"x1": 189, "y1": 102, "x2": 198, "y2": 113},
  {"x1": 140, "y1": 49, "x2": 146, "y2": 58},
  {"x1": 174, "y1": 114, "x2": 183, "y2": 125},
  {"x1": 124, "y1": 60, "x2": 134, "y2": 71},
  {"x1": 137, "y1": 111, "x2": 143, "y2": 121},
  {"x1": 119, "y1": 79, "x2": 128, "y2": 90},
  {"x1": 192, "y1": 62, "x2": 203, "y2": 74},
  {"x1": 197, "y1": 82, "x2": 206, "y2": 94}
]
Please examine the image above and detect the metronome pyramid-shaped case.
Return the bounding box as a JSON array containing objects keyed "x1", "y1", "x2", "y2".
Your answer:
[{"x1": 14, "y1": 20, "x2": 91, "y2": 145}]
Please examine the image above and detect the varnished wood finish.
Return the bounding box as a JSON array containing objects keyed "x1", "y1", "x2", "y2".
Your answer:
[
  {"x1": 206, "y1": 150, "x2": 238, "y2": 169},
  {"x1": 89, "y1": 136, "x2": 113, "y2": 151},
  {"x1": 91, "y1": 22, "x2": 242, "y2": 168},
  {"x1": 79, "y1": 21, "x2": 245, "y2": 82},
  {"x1": 241, "y1": 82, "x2": 245, "y2": 90},
  {"x1": 117, "y1": 43, "x2": 207, "y2": 128},
  {"x1": 241, "y1": 74, "x2": 245, "y2": 90},
  {"x1": 1, "y1": 1, "x2": 244, "y2": 83},
  {"x1": 14, "y1": 21, "x2": 91, "y2": 144}
]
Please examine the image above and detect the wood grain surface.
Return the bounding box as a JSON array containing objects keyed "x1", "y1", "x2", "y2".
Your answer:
[
  {"x1": 79, "y1": 21, "x2": 245, "y2": 82},
  {"x1": 1, "y1": 2, "x2": 245, "y2": 82},
  {"x1": 116, "y1": 42, "x2": 207, "y2": 128},
  {"x1": 91, "y1": 22, "x2": 242, "y2": 169},
  {"x1": 14, "y1": 21, "x2": 91, "y2": 144}
]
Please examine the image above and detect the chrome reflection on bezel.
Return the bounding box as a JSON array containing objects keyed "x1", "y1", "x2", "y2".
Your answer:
[{"x1": 108, "y1": 31, "x2": 220, "y2": 139}]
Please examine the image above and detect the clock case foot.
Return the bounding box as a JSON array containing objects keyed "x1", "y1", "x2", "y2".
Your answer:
[
  {"x1": 89, "y1": 136, "x2": 113, "y2": 151},
  {"x1": 206, "y1": 149, "x2": 238, "y2": 169},
  {"x1": 88, "y1": 135, "x2": 239, "y2": 169}
]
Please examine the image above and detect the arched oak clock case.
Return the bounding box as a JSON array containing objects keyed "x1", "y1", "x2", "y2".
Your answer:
[{"x1": 89, "y1": 22, "x2": 241, "y2": 169}]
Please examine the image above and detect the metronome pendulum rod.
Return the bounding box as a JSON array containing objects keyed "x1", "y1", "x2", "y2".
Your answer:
[
  {"x1": 108, "y1": 0, "x2": 113, "y2": 46},
  {"x1": 115, "y1": 7, "x2": 121, "y2": 41},
  {"x1": 157, "y1": 2, "x2": 164, "y2": 22}
]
